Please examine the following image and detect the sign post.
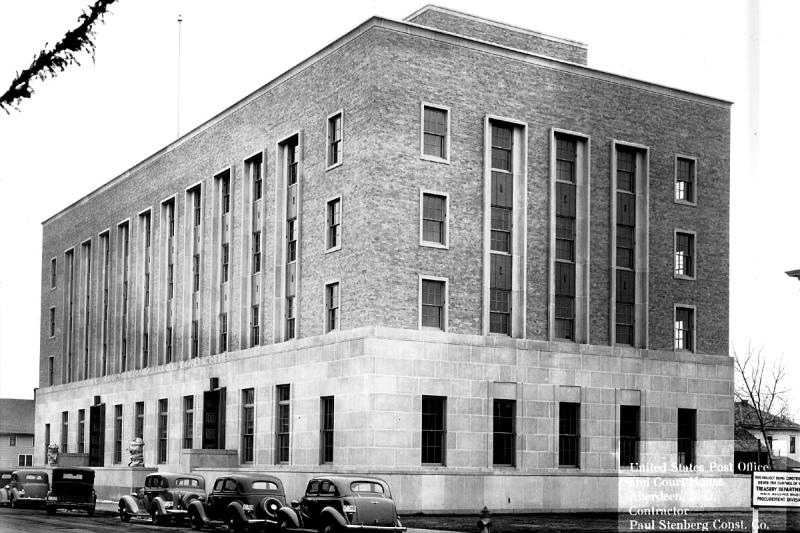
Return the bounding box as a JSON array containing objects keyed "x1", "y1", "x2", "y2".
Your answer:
[{"x1": 751, "y1": 471, "x2": 800, "y2": 532}]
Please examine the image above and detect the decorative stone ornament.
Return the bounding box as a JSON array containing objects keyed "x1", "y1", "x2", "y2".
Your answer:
[
  {"x1": 47, "y1": 443, "x2": 59, "y2": 466},
  {"x1": 128, "y1": 437, "x2": 144, "y2": 467}
]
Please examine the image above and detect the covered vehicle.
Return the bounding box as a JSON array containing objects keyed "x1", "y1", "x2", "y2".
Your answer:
[
  {"x1": 0, "y1": 469, "x2": 14, "y2": 507},
  {"x1": 187, "y1": 474, "x2": 285, "y2": 532},
  {"x1": 0, "y1": 470, "x2": 49, "y2": 509},
  {"x1": 45, "y1": 467, "x2": 96, "y2": 515},
  {"x1": 277, "y1": 476, "x2": 405, "y2": 533},
  {"x1": 118, "y1": 472, "x2": 205, "y2": 525}
]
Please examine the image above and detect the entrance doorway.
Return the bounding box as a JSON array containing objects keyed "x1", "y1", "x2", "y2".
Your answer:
[
  {"x1": 89, "y1": 403, "x2": 105, "y2": 466},
  {"x1": 202, "y1": 388, "x2": 226, "y2": 449}
]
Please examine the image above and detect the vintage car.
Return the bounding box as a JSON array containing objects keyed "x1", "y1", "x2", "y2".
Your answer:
[
  {"x1": 119, "y1": 472, "x2": 205, "y2": 524},
  {"x1": 45, "y1": 467, "x2": 96, "y2": 515},
  {"x1": 0, "y1": 470, "x2": 50, "y2": 509},
  {"x1": 187, "y1": 473, "x2": 285, "y2": 532},
  {"x1": 277, "y1": 476, "x2": 405, "y2": 533},
  {"x1": 0, "y1": 470, "x2": 13, "y2": 507}
]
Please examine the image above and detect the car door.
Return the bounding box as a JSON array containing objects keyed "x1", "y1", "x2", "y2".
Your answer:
[
  {"x1": 299, "y1": 480, "x2": 320, "y2": 527},
  {"x1": 221, "y1": 478, "x2": 239, "y2": 513},
  {"x1": 207, "y1": 478, "x2": 226, "y2": 519}
]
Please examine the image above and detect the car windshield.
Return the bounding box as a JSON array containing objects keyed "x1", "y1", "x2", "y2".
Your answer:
[
  {"x1": 251, "y1": 481, "x2": 279, "y2": 491},
  {"x1": 24, "y1": 474, "x2": 47, "y2": 481},
  {"x1": 350, "y1": 481, "x2": 384, "y2": 494},
  {"x1": 176, "y1": 478, "x2": 202, "y2": 487}
]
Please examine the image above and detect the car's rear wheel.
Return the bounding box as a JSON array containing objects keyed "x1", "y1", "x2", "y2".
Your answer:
[
  {"x1": 228, "y1": 513, "x2": 245, "y2": 533},
  {"x1": 189, "y1": 510, "x2": 205, "y2": 531},
  {"x1": 119, "y1": 505, "x2": 131, "y2": 522},
  {"x1": 153, "y1": 508, "x2": 169, "y2": 526},
  {"x1": 321, "y1": 521, "x2": 339, "y2": 533}
]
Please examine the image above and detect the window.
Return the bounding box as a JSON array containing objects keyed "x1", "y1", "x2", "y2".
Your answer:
[
  {"x1": 220, "y1": 172, "x2": 231, "y2": 215},
  {"x1": 9, "y1": 435, "x2": 16, "y2": 447},
  {"x1": 489, "y1": 122, "x2": 514, "y2": 335},
  {"x1": 113, "y1": 405, "x2": 122, "y2": 464},
  {"x1": 675, "y1": 156, "x2": 696, "y2": 204},
  {"x1": 677, "y1": 408, "x2": 696, "y2": 467},
  {"x1": 135, "y1": 401, "x2": 144, "y2": 440},
  {"x1": 320, "y1": 396, "x2": 334, "y2": 464},
  {"x1": 51, "y1": 258, "x2": 57, "y2": 289},
  {"x1": 142, "y1": 332, "x2": 149, "y2": 368},
  {"x1": 221, "y1": 243, "x2": 229, "y2": 283},
  {"x1": 100, "y1": 231, "x2": 110, "y2": 376},
  {"x1": 559, "y1": 402, "x2": 580, "y2": 467},
  {"x1": 49, "y1": 307, "x2": 56, "y2": 337},
  {"x1": 48, "y1": 356, "x2": 54, "y2": 386},
  {"x1": 241, "y1": 388, "x2": 255, "y2": 463},
  {"x1": 219, "y1": 313, "x2": 228, "y2": 352},
  {"x1": 325, "y1": 282, "x2": 339, "y2": 332},
  {"x1": 252, "y1": 232, "x2": 261, "y2": 273},
  {"x1": 421, "y1": 395, "x2": 446, "y2": 465},
  {"x1": 167, "y1": 264, "x2": 174, "y2": 300},
  {"x1": 248, "y1": 154, "x2": 263, "y2": 201},
  {"x1": 554, "y1": 135, "x2": 577, "y2": 340},
  {"x1": 61, "y1": 411, "x2": 68, "y2": 453},
  {"x1": 327, "y1": 111, "x2": 343, "y2": 168},
  {"x1": 287, "y1": 219, "x2": 297, "y2": 262},
  {"x1": 77, "y1": 409, "x2": 85, "y2": 454},
  {"x1": 791, "y1": 436, "x2": 796, "y2": 454},
  {"x1": 193, "y1": 187, "x2": 202, "y2": 226},
  {"x1": 420, "y1": 192, "x2": 447, "y2": 247},
  {"x1": 183, "y1": 395, "x2": 194, "y2": 449},
  {"x1": 420, "y1": 278, "x2": 446, "y2": 330},
  {"x1": 251, "y1": 305, "x2": 260, "y2": 347},
  {"x1": 193, "y1": 254, "x2": 200, "y2": 292},
  {"x1": 421, "y1": 104, "x2": 449, "y2": 161},
  {"x1": 157, "y1": 398, "x2": 168, "y2": 463},
  {"x1": 616, "y1": 147, "x2": 636, "y2": 346},
  {"x1": 166, "y1": 199, "x2": 175, "y2": 238},
  {"x1": 165, "y1": 326, "x2": 173, "y2": 363},
  {"x1": 675, "y1": 231, "x2": 695, "y2": 278},
  {"x1": 286, "y1": 297, "x2": 295, "y2": 340},
  {"x1": 18, "y1": 455, "x2": 32, "y2": 467},
  {"x1": 191, "y1": 321, "x2": 199, "y2": 358},
  {"x1": 44, "y1": 424, "x2": 50, "y2": 464},
  {"x1": 326, "y1": 197, "x2": 341, "y2": 251},
  {"x1": 493, "y1": 399, "x2": 515, "y2": 466},
  {"x1": 276, "y1": 384, "x2": 290, "y2": 463},
  {"x1": 620, "y1": 405, "x2": 640, "y2": 467},
  {"x1": 674, "y1": 306, "x2": 695, "y2": 352}
]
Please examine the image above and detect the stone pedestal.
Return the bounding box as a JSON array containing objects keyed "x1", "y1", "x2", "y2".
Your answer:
[{"x1": 93, "y1": 467, "x2": 158, "y2": 501}]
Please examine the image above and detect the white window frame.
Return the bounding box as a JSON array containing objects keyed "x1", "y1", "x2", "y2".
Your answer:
[
  {"x1": 674, "y1": 154, "x2": 698, "y2": 206},
  {"x1": 325, "y1": 194, "x2": 343, "y2": 253},
  {"x1": 418, "y1": 275, "x2": 448, "y2": 331},
  {"x1": 673, "y1": 229, "x2": 697, "y2": 281},
  {"x1": 673, "y1": 304, "x2": 696, "y2": 353},
  {"x1": 326, "y1": 110, "x2": 344, "y2": 171},
  {"x1": 420, "y1": 102, "x2": 451, "y2": 164},
  {"x1": 419, "y1": 189, "x2": 450, "y2": 249},
  {"x1": 324, "y1": 279, "x2": 341, "y2": 333}
]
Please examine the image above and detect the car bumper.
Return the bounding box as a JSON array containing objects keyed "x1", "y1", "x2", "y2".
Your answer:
[
  {"x1": 14, "y1": 497, "x2": 47, "y2": 506},
  {"x1": 47, "y1": 500, "x2": 94, "y2": 510},
  {"x1": 344, "y1": 526, "x2": 406, "y2": 533}
]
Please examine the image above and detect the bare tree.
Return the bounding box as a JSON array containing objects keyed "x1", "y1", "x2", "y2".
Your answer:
[
  {"x1": 0, "y1": 0, "x2": 118, "y2": 114},
  {"x1": 734, "y1": 343, "x2": 791, "y2": 470}
]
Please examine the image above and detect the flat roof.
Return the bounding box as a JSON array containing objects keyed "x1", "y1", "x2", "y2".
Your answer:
[{"x1": 43, "y1": 12, "x2": 732, "y2": 226}]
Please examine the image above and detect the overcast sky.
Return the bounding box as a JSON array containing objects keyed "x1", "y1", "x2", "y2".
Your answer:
[{"x1": 1, "y1": 0, "x2": 798, "y2": 413}]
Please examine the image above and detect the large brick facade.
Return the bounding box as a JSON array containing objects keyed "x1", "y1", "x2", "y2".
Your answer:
[{"x1": 36, "y1": 7, "x2": 736, "y2": 512}]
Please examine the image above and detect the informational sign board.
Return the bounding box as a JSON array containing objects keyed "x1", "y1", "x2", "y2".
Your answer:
[{"x1": 752, "y1": 471, "x2": 800, "y2": 507}]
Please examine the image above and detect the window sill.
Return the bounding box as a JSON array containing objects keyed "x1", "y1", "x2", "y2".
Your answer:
[
  {"x1": 674, "y1": 274, "x2": 696, "y2": 281},
  {"x1": 420, "y1": 241, "x2": 448, "y2": 250},
  {"x1": 674, "y1": 348, "x2": 695, "y2": 354},
  {"x1": 324, "y1": 246, "x2": 342, "y2": 255},
  {"x1": 674, "y1": 199, "x2": 697, "y2": 207},
  {"x1": 326, "y1": 161, "x2": 343, "y2": 172},
  {"x1": 420, "y1": 154, "x2": 450, "y2": 165}
]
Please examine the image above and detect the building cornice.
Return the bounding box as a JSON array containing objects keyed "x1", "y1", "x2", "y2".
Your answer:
[{"x1": 43, "y1": 14, "x2": 732, "y2": 226}]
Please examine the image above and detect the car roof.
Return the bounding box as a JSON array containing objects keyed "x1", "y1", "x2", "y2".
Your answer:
[
  {"x1": 218, "y1": 473, "x2": 283, "y2": 483},
  {"x1": 11, "y1": 469, "x2": 49, "y2": 476},
  {"x1": 307, "y1": 476, "x2": 391, "y2": 494},
  {"x1": 149, "y1": 472, "x2": 205, "y2": 482},
  {"x1": 52, "y1": 467, "x2": 94, "y2": 474}
]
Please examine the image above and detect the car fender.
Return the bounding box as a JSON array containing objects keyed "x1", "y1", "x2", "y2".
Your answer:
[
  {"x1": 226, "y1": 500, "x2": 247, "y2": 521},
  {"x1": 0, "y1": 487, "x2": 9, "y2": 504},
  {"x1": 152, "y1": 496, "x2": 170, "y2": 515},
  {"x1": 119, "y1": 494, "x2": 140, "y2": 515},
  {"x1": 8, "y1": 488, "x2": 19, "y2": 501},
  {"x1": 320, "y1": 506, "x2": 348, "y2": 528},
  {"x1": 277, "y1": 506, "x2": 301, "y2": 528},
  {"x1": 187, "y1": 499, "x2": 209, "y2": 522},
  {"x1": 180, "y1": 492, "x2": 203, "y2": 510}
]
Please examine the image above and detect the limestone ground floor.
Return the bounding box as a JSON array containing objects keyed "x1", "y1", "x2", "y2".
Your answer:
[{"x1": 34, "y1": 326, "x2": 741, "y2": 511}]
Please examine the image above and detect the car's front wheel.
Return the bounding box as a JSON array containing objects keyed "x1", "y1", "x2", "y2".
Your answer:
[
  {"x1": 321, "y1": 521, "x2": 339, "y2": 533},
  {"x1": 119, "y1": 505, "x2": 131, "y2": 522},
  {"x1": 189, "y1": 509, "x2": 205, "y2": 531},
  {"x1": 227, "y1": 513, "x2": 246, "y2": 533}
]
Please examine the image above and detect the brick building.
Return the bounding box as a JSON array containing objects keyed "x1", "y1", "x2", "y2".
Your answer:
[{"x1": 36, "y1": 6, "x2": 738, "y2": 511}]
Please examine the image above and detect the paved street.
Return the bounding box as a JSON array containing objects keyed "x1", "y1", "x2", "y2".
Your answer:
[{"x1": 0, "y1": 506, "x2": 187, "y2": 533}]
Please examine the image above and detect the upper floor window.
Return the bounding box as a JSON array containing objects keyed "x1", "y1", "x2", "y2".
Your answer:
[
  {"x1": 674, "y1": 306, "x2": 695, "y2": 352},
  {"x1": 221, "y1": 243, "x2": 230, "y2": 283},
  {"x1": 327, "y1": 111, "x2": 343, "y2": 169},
  {"x1": 675, "y1": 231, "x2": 696, "y2": 279},
  {"x1": 421, "y1": 104, "x2": 449, "y2": 162},
  {"x1": 420, "y1": 277, "x2": 446, "y2": 330},
  {"x1": 219, "y1": 313, "x2": 228, "y2": 353},
  {"x1": 220, "y1": 172, "x2": 231, "y2": 214},
  {"x1": 326, "y1": 197, "x2": 341, "y2": 252},
  {"x1": 51, "y1": 258, "x2": 57, "y2": 289},
  {"x1": 675, "y1": 156, "x2": 696, "y2": 204},
  {"x1": 325, "y1": 282, "x2": 340, "y2": 332},
  {"x1": 247, "y1": 153, "x2": 263, "y2": 201},
  {"x1": 252, "y1": 231, "x2": 262, "y2": 273},
  {"x1": 420, "y1": 191, "x2": 448, "y2": 248}
]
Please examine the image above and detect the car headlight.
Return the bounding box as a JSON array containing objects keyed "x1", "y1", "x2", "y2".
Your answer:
[
  {"x1": 243, "y1": 504, "x2": 254, "y2": 513},
  {"x1": 343, "y1": 504, "x2": 357, "y2": 513}
]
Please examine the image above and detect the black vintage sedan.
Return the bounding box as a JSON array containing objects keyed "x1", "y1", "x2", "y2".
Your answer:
[
  {"x1": 45, "y1": 467, "x2": 96, "y2": 515},
  {"x1": 187, "y1": 474, "x2": 286, "y2": 532},
  {"x1": 277, "y1": 476, "x2": 405, "y2": 533},
  {"x1": 0, "y1": 470, "x2": 49, "y2": 509}
]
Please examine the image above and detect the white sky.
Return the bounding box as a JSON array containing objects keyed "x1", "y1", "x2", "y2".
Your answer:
[{"x1": 0, "y1": 0, "x2": 797, "y2": 414}]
